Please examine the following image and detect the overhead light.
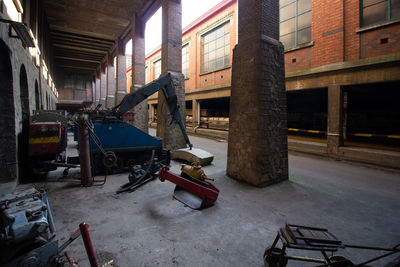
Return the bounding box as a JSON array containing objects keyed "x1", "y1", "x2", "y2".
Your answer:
[{"x1": 0, "y1": 18, "x2": 35, "y2": 47}]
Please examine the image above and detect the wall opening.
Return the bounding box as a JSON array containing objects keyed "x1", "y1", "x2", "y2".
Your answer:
[
  {"x1": 0, "y1": 41, "x2": 16, "y2": 182},
  {"x1": 18, "y1": 65, "x2": 30, "y2": 183},
  {"x1": 35, "y1": 80, "x2": 40, "y2": 110}
]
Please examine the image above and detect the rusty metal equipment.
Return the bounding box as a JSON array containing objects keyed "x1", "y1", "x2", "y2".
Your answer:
[
  {"x1": 158, "y1": 166, "x2": 219, "y2": 210},
  {"x1": 77, "y1": 114, "x2": 93, "y2": 186},
  {"x1": 264, "y1": 224, "x2": 400, "y2": 267}
]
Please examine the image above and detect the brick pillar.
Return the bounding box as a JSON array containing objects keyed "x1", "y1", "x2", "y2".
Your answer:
[
  {"x1": 95, "y1": 77, "x2": 100, "y2": 106},
  {"x1": 115, "y1": 40, "x2": 127, "y2": 105},
  {"x1": 149, "y1": 104, "x2": 155, "y2": 122},
  {"x1": 327, "y1": 84, "x2": 344, "y2": 156},
  {"x1": 192, "y1": 99, "x2": 199, "y2": 130},
  {"x1": 157, "y1": 0, "x2": 186, "y2": 150},
  {"x1": 106, "y1": 57, "x2": 116, "y2": 109},
  {"x1": 131, "y1": 13, "x2": 148, "y2": 132},
  {"x1": 100, "y1": 68, "x2": 106, "y2": 108},
  {"x1": 227, "y1": 0, "x2": 288, "y2": 187}
]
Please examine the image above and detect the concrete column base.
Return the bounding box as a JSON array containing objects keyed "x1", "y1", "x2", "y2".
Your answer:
[
  {"x1": 99, "y1": 98, "x2": 106, "y2": 108},
  {"x1": 106, "y1": 96, "x2": 115, "y2": 109},
  {"x1": 116, "y1": 91, "x2": 127, "y2": 105},
  {"x1": 227, "y1": 35, "x2": 288, "y2": 187},
  {"x1": 157, "y1": 72, "x2": 187, "y2": 150}
]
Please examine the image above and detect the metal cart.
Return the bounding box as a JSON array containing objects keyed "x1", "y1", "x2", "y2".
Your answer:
[{"x1": 264, "y1": 224, "x2": 400, "y2": 267}]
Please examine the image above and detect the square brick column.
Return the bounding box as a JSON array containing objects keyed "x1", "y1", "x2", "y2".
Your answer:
[
  {"x1": 95, "y1": 77, "x2": 100, "y2": 106},
  {"x1": 157, "y1": 0, "x2": 187, "y2": 150},
  {"x1": 227, "y1": 0, "x2": 288, "y2": 187},
  {"x1": 100, "y1": 68, "x2": 107, "y2": 108},
  {"x1": 115, "y1": 40, "x2": 127, "y2": 105},
  {"x1": 327, "y1": 84, "x2": 344, "y2": 156},
  {"x1": 192, "y1": 99, "x2": 199, "y2": 130},
  {"x1": 131, "y1": 13, "x2": 148, "y2": 132},
  {"x1": 149, "y1": 104, "x2": 155, "y2": 122},
  {"x1": 106, "y1": 57, "x2": 116, "y2": 109}
]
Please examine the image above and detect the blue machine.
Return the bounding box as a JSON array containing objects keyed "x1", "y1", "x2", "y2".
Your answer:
[{"x1": 87, "y1": 73, "x2": 191, "y2": 176}]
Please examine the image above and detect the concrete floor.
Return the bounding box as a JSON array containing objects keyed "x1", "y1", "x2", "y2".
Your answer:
[{"x1": 20, "y1": 131, "x2": 400, "y2": 266}]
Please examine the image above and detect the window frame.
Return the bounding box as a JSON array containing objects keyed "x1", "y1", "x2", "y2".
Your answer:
[
  {"x1": 153, "y1": 58, "x2": 161, "y2": 80},
  {"x1": 361, "y1": 0, "x2": 400, "y2": 27},
  {"x1": 200, "y1": 18, "x2": 231, "y2": 74},
  {"x1": 182, "y1": 42, "x2": 190, "y2": 79},
  {"x1": 279, "y1": 0, "x2": 312, "y2": 50}
]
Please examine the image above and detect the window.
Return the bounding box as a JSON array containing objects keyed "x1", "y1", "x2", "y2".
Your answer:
[
  {"x1": 153, "y1": 59, "x2": 161, "y2": 80},
  {"x1": 201, "y1": 21, "x2": 230, "y2": 73},
  {"x1": 126, "y1": 56, "x2": 132, "y2": 68},
  {"x1": 362, "y1": 0, "x2": 400, "y2": 26},
  {"x1": 279, "y1": 0, "x2": 312, "y2": 49},
  {"x1": 182, "y1": 43, "x2": 189, "y2": 78}
]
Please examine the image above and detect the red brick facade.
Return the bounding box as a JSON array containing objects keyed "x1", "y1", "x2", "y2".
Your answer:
[{"x1": 285, "y1": 0, "x2": 400, "y2": 72}]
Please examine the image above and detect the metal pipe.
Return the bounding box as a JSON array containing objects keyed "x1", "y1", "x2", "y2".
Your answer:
[
  {"x1": 42, "y1": 192, "x2": 56, "y2": 233},
  {"x1": 79, "y1": 222, "x2": 98, "y2": 267},
  {"x1": 77, "y1": 114, "x2": 93, "y2": 186}
]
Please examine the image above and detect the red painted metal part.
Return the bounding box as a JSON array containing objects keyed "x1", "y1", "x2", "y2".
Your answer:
[
  {"x1": 158, "y1": 166, "x2": 219, "y2": 209},
  {"x1": 79, "y1": 222, "x2": 99, "y2": 267},
  {"x1": 77, "y1": 115, "x2": 93, "y2": 186},
  {"x1": 28, "y1": 122, "x2": 64, "y2": 158}
]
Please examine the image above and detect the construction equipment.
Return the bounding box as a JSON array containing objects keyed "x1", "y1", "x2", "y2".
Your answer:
[
  {"x1": 158, "y1": 165, "x2": 219, "y2": 209},
  {"x1": 28, "y1": 110, "x2": 78, "y2": 179},
  {"x1": 85, "y1": 73, "x2": 192, "y2": 176},
  {"x1": 263, "y1": 223, "x2": 400, "y2": 267},
  {"x1": 0, "y1": 187, "x2": 110, "y2": 267}
]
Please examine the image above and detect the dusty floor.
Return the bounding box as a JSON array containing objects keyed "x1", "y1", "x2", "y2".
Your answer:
[{"x1": 17, "y1": 132, "x2": 400, "y2": 266}]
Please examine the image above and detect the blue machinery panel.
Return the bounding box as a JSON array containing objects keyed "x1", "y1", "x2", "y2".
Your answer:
[{"x1": 89, "y1": 122, "x2": 162, "y2": 153}]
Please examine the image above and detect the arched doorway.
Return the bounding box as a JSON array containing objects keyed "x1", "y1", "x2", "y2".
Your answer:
[
  {"x1": 35, "y1": 80, "x2": 40, "y2": 110},
  {"x1": 18, "y1": 65, "x2": 30, "y2": 182},
  {"x1": 0, "y1": 41, "x2": 16, "y2": 182}
]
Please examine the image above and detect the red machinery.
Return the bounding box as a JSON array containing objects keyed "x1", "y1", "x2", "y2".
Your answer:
[
  {"x1": 27, "y1": 111, "x2": 70, "y2": 176},
  {"x1": 29, "y1": 122, "x2": 67, "y2": 161},
  {"x1": 158, "y1": 166, "x2": 219, "y2": 210}
]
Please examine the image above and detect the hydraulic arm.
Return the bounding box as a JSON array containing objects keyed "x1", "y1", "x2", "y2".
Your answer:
[{"x1": 113, "y1": 73, "x2": 192, "y2": 149}]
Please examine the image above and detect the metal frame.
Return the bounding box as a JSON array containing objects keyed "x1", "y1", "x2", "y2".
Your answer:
[
  {"x1": 361, "y1": 0, "x2": 400, "y2": 27},
  {"x1": 279, "y1": 0, "x2": 312, "y2": 49},
  {"x1": 200, "y1": 19, "x2": 231, "y2": 73},
  {"x1": 264, "y1": 224, "x2": 400, "y2": 267},
  {"x1": 182, "y1": 42, "x2": 190, "y2": 78}
]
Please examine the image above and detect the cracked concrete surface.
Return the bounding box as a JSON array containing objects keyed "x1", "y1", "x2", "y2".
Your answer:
[{"x1": 14, "y1": 131, "x2": 400, "y2": 266}]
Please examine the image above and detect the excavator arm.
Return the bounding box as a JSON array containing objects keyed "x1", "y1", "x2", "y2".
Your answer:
[{"x1": 113, "y1": 73, "x2": 192, "y2": 149}]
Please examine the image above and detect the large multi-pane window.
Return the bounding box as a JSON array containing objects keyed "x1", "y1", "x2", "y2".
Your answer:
[
  {"x1": 201, "y1": 21, "x2": 230, "y2": 73},
  {"x1": 362, "y1": 0, "x2": 400, "y2": 26},
  {"x1": 279, "y1": 0, "x2": 312, "y2": 49},
  {"x1": 153, "y1": 59, "x2": 161, "y2": 80},
  {"x1": 182, "y1": 43, "x2": 189, "y2": 78}
]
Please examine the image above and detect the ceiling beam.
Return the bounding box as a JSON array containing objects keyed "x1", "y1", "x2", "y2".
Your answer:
[
  {"x1": 52, "y1": 37, "x2": 112, "y2": 50},
  {"x1": 50, "y1": 30, "x2": 114, "y2": 44},
  {"x1": 53, "y1": 44, "x2": 108, "y2": 54},
  {"x1": 50, "y1": 25, "x2": 117, "y2": 41},
  {"x1": 55, "y1": 56, "x2": 101, "y2": 64}
]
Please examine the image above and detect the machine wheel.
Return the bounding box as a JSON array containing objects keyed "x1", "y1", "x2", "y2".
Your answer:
[
  {"x1": 263, "y1": 247, "x2": 288, "y2": 267},
  {"x1": 329, "y1": 256, "x2": 354, "y2": 267}
]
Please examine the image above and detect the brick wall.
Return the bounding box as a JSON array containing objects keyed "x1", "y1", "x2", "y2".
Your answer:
[
  {"x1": 285, "y1": 0, "x2": 400, "y2": 73},
  {"x1": 129, "y1": 0, "x2": 237, "y2": 97},
  {"x1": 360, "y1": 24, "x2": 400, "y2": 58}
]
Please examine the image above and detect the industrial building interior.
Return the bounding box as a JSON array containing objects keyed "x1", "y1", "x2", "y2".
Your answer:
[{"x1": 0, "y1": 0, "x2": 399, "y2": 266}]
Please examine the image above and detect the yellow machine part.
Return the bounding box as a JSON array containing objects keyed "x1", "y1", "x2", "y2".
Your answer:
[{"x1": 180, "y1": 164, "x2": 214, "y2": 181}]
